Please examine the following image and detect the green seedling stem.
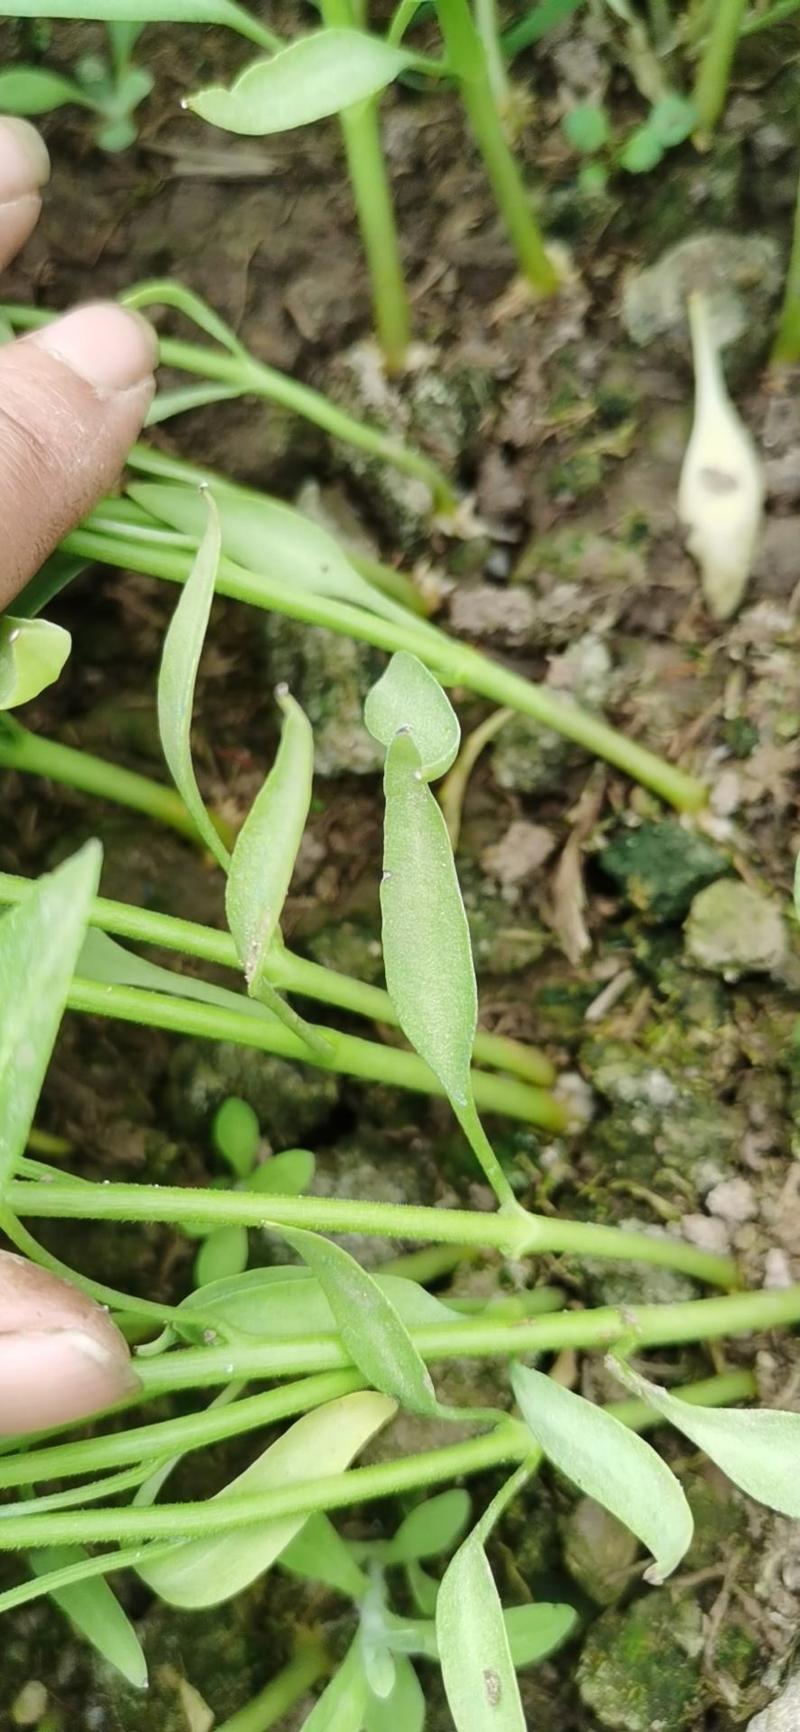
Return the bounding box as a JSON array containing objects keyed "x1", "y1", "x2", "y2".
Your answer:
[
  {"x1": 0, "y1": 1367, "x2": 768, "y2": 1550},
  {"x1": 0, "y1": 874, "x2": 556, "y2": 1088},
  {"x1": 2, "y1": 304, "x2": 454, "y2": 512},
  {"x1": 692, "y1": 0, "x2": 747, "y2": 135},
  {"x1": 63, "y1": 974, "x2": 566, "y2": 1129},
  {"x1": 434, "y1": 0, "x2": 558, "y2": 292},
  {"x1": 773, "y1": 160, "x2": 800, "y2": 365},
  {"x1": 321, "y1": 0, "x2": 412, "y2": 372},
  {"x1": 58, "y1": 530, "x2": 706, "y2": 811},
  {"x1": 0, "y1": 718, "x2": 203, "y2": 844},
  {"x1": 11, "y1": 1175, "x2": 738, "y2": 1286}
]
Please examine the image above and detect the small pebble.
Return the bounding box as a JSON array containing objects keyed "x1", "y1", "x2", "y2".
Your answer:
[
  {"x1": 682, "y1": 1214, "x2": 731, "y2": 1254},
  {"x1": 705, "y1": 1176, "x2": 758, "y2": 1224}
]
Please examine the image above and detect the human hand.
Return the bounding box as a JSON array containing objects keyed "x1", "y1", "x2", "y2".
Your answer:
[{"x1": 0, "y1": 116, "x2": 157, "y2": 609}]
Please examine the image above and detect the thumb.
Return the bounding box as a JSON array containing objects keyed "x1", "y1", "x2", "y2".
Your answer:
[{"x1": 0, "y1": 302, "x2": 157, "y2": 608}]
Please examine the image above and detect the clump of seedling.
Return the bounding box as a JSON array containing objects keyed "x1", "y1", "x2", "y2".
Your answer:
[
  {"x1": 561, "y1": 90, "x2": 697, "y2": 194},
  {"x1": 3, "y1": 556, "x2": 800, "y2": 1727},
  {"x1": 0, "y1": 22, "x2": 153, "y2": 150}
]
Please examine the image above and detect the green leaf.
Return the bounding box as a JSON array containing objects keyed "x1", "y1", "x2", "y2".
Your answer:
[
  {"x1": 437, "y1": 1526, "x2": 525, "y2": 1731},
  {"x1": 138, "y1": 1391, "x2": 396, "y2": 1606},
  {"x1": 76, "y1": 928, "x2": 280, "y2": 1025},
  {"x1": 378, "y1": 729, "x2": 476, "y2": 1109},
  {"x1": 281, "y1": 1226, "x2": 439, "y2": 1416},
  {"x1": 189, "y1": 30, "x2": 410, "y2": 136},
  {"x1": 128, "y1": 479, "x2": 410, "y2": 626},
  {"x1": 364, "y1": 1655, "x2": 425, "y2": 1732},
  {"x1": 504, "y1": 1602, "x2": 578, "y2": 1667},
  {"x1": 562, "y1": 102, "x2": 609, "y2": 154},
  {"x1": 511, "y1": 1363, "x2": 693, "y2": 1583},
  {"x1": 179, "y1": 1267, "x2": 458, "y2": 1337},
  {"x1": 281, "y1": 1512, "x2": 367, "y2": 1598},
  {"x1": 386, "y1": 1491, "x2": 471, "y2": 1563},
  {"x1": 0, "y1": 844, "x2": 101, "y2": 1198},
  {"x1": 647, "y1": 92, "x2": 696, "y2": 148},
  {"x1": 619, "y1": 125, "x2": 663, "y2": 173},
  {"x1": 30, "y1": 1547, "x2": 146, "y2": 1689},
  {"x1": 406, "y1": 1560, "x2": 438, "y2": 1616},
  {"x1": 248, "y1": 1147, "x2": 315, "y2": 1195},
  {"x1": 157, "y1": 490, "x2": 230, "y2": 870},
  {"x1": 225, "y1": 687, "x2": 312, "y2": 1002},
  {"x1": 364, "y1": 651, "x2": 460, "y2": 779},
  {"x1": 194, "y1": 1225, "x2": 249, "y2": 1287},
  {"x1": 212, "y1": 1095, "x2": 260, "y2": 1179},
  {"x1": 301, "y1": 1641, "x2": 369, "y2": 1731},
  {"x1": 0, "y1": 67, "x2": 91, "y2": 114},
  {"x1": 10, "y1": 0, "x2": 280, "y2": 51},
  {"x1": 0, "y1": 616, "x2": 71, "y2": 709},
  {"x1": 612, "y1": 1361, "x2": 800, "y2": 1520}
]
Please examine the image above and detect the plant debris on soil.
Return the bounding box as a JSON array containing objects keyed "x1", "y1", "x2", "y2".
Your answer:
[{"x1": 3, "y1": 4, "x2": 800, "y2": 1729}]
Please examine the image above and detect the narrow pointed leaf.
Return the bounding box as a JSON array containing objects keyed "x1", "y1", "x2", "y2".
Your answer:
[
  {"x1": 0, "y1": 616, "x2": 71, "y2": 709},
  {"x1": 30, "y1": 1547, "x2": 147, "y2": 1689},
  {"x1": 179, "y1": 1266, "x2": 458, "y2": 1337},
  {"x1": 377, "y1": 728, "x2": 476, "y2": 1109},
  {"x1": 613, "y1": 1360, "x2": 800, "y2": 1521},
  {"x1": 77, "y1": 928, "x2": 280, "y2": 1024},
  {"x1": 0, "y1": 843, "x2": 101, "y2": 1196},
  {"x1": 189, "y1": 30, "x2": 410, "y2": 136},
  {"x1": 0, "y1": 68, "x2": 90, "y2": 113},
  {"x1": 437, "y1": 1531, "x2": 525, "y2": 1731},
  {"x1": 364, "y1": 1655, "x2": 425, "y2": 1732},
  {"x1": 129, "y1": 480, "x2": 409, "y2": 624},
  {"x1": 157, "y1": 490, "x2": 230, "y2": 870},
  {"x1": 282, "y1": 1226, "x2": 439, "y2": 1416},
  {"x1": 225, "y1": 687, "x2": 312, "y2": 1001},
  {"x1": 364, "y1": 651, "x2": 460, "y2": 779},
  {"x1": 10, "y1": 0, "x2": 280, "y2": 49},
  {"x1": 137, "y1": 1391, "x2": 396, "y2": 1606},
  {"x1": 511, "y1": 1363, "x2": 693, "y2": 1584}
]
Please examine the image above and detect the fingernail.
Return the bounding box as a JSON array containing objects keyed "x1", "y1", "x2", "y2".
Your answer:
[
  {"x1": 0, "y1": 117, "x2": 50, "y2": 197},
  {"x1": 28, "y1": 302, "x2": 158, "y2": 393},
  {"x1": 0, "y1": 1251, "x2": 141, "y2": 1436}
]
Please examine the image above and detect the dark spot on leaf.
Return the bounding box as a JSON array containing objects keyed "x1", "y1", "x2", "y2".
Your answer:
[
  {"x1": 484, "y1": 1668, "x2": 502, "y2": 1707},
  {"x1": 698, "y1": 465, "x2": 740, "y2": 495}
]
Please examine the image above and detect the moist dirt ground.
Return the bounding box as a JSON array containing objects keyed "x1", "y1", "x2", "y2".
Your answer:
[{"x1": 2, "y1": 6, "x2": 800, "y2": 1729}]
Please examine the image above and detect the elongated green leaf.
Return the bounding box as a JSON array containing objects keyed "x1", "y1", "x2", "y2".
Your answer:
[
  {"x1": 0, "y1": 615, "x2": 71, "y2": 709},
  {"x1": 157, "y1": 490, "x2": 230, "y2": 871},
  {"x1": 364, "y1": 651, "x2": 459, "y2": 779},
  {"x1": 0, "y1": 844, "x2": 100, "y2": 1196},
  {"x1": 0, "y1": 68, "x2": 91, "y2": 113},
  {"x1": 364, "y1": 1655, "x2": 424, "y2": 1732},
  {"x1": 30, "y1": 1547, "x2": 146, "y2": 1689},
  {"x1": 379, "y1": 729, "x2": 476, "y2": 1109},
  {"x1": 437, "y1": 1531, "x2": 525, "y2": 1731},
  {"x1": 504, "y1": 1602, "x2": 578, "y2": 1667},
  {"x1": 138, "y1": 1391, "x2": 395, "y2": 1606},
  {"x1": 189, "y1": 30, "x2": 410, "y2": 136},
  {"x1": 511, "y1": 1363, "x2": 693, "y2": 1584},
  {"x1": 281, "y1": 1512, "x2": 367, "y2": 1598},
  {"x1": 225, "y1": 689, "x2": 314, "y2": 1010},
  {"x1": 386, "y1": 1490, "x2": 471, "y2": 1563},
  {"x1": 77, "y1": 928, "x2": 280, "y2": 1025},
  {"x1": 301, "y1": 1641, "x2": 369, "y2": 1732},
  {"x1": 128, "y1": 480, "x2": 410, "y2": 625},
  {"x1": 11, "y1": 0, "x2": 279, "y2": 50},
  {"x1": 282, "y1": 1226, "x2": 438, "y2": 1416},
  {"x1": 612, "y1": 1360, "x2": 800, "y2": 1520},
  {"x1": 179, "y1": 1266, "x2": 458, "y2": 1336}
]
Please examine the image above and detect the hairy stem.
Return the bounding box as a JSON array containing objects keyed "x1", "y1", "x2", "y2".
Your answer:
[{"x1": 10, "y1": 1177, "x2": 738, "y2": 1286}]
